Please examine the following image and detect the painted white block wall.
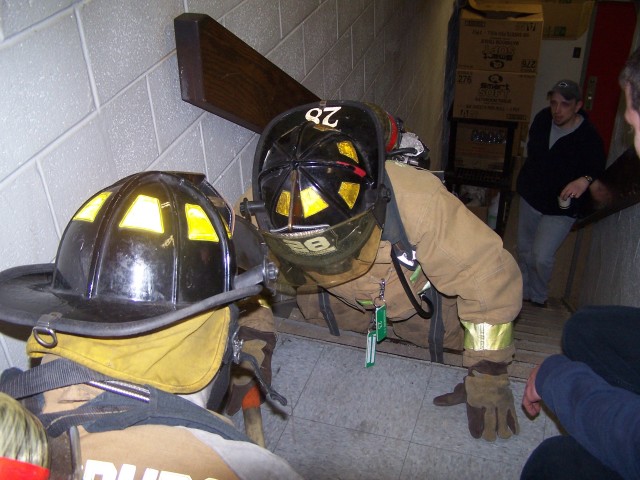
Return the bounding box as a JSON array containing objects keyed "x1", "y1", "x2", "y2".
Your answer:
[{"x1": 0, "y1": 0, "x2": 442, "y2": 370}]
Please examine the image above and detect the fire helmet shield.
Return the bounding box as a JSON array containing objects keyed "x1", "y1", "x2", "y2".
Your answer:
[{"x1": 252, "y1": 100, "x2": 389, "y2": 287}]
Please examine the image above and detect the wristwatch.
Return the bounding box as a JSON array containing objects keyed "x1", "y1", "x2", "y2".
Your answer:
[{"x1": 583, "y1": 175, "x2": 594, "y2": 184}]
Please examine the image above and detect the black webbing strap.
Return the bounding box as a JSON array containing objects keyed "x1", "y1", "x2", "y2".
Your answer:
[
  {"x1": 318, "y1": 288, "x2": 340, "y2": 336},
  {"x1": 390, "y1": 252, "x2": 433, "y2": 320},
  {"x1": 39, "y1": 386, "x2": 250, "y2": 442},
  {"x1": 0, "y1": 359, "x2": 113, "y2": 398},
  {"x1": 381, "y1": 176, "x2": 416, "y2": 271},
  {"x1": 389, "y1": 254, "x2": 445, "y2": 363},
  {"x1": 383, "y1": 173, "x2": 446, "y2": 363},
  {"x1": 425, "y1": 287, "x2": 444, "y2": 364},
  {"x1": 0, "y1": 359, "x2": 250, "y2": 442}
]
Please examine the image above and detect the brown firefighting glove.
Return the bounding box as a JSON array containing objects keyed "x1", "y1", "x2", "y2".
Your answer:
[
  {"x1": 464, "y1": 360, "x2": 519, "y2": 442},
  {"x1": 433, "y1": 382, "x2": 466, "y2": 406},
  {"x1": 225, "y1": 326, "x2": 275, "y2": 416}
]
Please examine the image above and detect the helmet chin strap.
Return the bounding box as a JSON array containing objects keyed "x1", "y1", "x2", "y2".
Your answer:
[
  {"x1": 23, "y1": 283, "x2": 264, "y2": 342},
  {"x1": 234, "y1": 261, "x2": 278, "y2": 292}
]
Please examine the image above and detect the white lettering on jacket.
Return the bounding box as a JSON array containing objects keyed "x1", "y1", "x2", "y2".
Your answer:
[{"x1": 82, "y1": 459, "x2": 216, "y2": 480}]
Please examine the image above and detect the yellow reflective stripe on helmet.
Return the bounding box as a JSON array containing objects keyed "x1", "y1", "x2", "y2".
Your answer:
[
  {"x1": 461, "y1": 321, "x2": 513, "y2": 351},
  {"x1": 185, "y1": 203, "x2": 219, "y2": 242},
  {"x1": 275, "y1": 190, "x2": 291, "y2": 217},
  {"x1": 74, "y1": 192, "x2": 112, "y2": 222},
  {"x1": 337, "y1": 140, "x2": 358, "y2": 163},
  {"x1": 119, "y1": 195, "x2": 164, "y2": 233},
  {"x1": 301, "y1": 187, "x2": 329, "y2": 217},
  {"x1": 338, "y1": 182, "x2": 360, "y2": 209}
]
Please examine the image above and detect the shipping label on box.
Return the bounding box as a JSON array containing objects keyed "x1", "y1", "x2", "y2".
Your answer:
[
  {"x1": 453, "y1": 69, "x2": 536, "y2": 122},
  {"x1": 457, "y1": 8, "x2": 543, "y2": 73}
]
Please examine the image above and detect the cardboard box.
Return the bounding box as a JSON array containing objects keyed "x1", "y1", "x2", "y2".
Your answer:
[
  {"x1": 454, "y1": 123, "x2": 509, "y2": 171},
  {"x1": 457, "y1": 5, "x2": 543, "y2": 73},
  {"x1": 541, "y1": 1, "x2": 594, "y2": 39},
  {"x1": 467, "y1": 0, "x2": 540, "y2": 13},
  {"x1": 453, "y1": 69, "x2": 537, "y2": 122}
]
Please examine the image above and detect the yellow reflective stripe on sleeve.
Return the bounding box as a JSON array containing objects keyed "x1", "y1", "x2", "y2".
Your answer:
[{"x1": 461, "y1": 321, "x2": 513, "y2": 351}]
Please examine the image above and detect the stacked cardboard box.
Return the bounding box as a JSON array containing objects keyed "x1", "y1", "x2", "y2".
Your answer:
[
  {"x1": 453, "y1": 2, "x2": 543, "y2": 123},
  {"x1": 450, "y1": 1, "x2": 543, "y2": 224}
]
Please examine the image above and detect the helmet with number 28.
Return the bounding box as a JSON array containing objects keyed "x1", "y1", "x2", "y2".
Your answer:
[{"x1": 251, "y1": 100, "x2": 397, "y2": 287}]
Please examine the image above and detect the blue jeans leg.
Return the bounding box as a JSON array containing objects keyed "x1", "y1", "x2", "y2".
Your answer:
[
  {"x1": 516, "y1": 197, "x2": 574, "y2": 303},
  {"x1": 521, "y1": 436, "x2": 623, "y2": 480},
  {"x1": 562, "y1": 305, "x2": 640, "y2": 395}
]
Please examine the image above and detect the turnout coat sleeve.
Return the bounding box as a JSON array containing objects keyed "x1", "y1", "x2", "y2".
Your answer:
[{"x1": 386, "y1": 162, "x2": 522, "y2": 365}]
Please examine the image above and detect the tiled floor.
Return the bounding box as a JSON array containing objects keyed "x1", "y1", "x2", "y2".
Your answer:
[{"x1": 230, "y1": 323, "x2": 564, "y2": 480}]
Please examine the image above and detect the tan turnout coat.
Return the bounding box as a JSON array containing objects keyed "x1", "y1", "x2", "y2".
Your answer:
[{"x1": 297, "y1": 161, "x2": 522, "y2": 366}]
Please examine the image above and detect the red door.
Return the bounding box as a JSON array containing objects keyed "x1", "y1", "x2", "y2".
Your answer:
[{"x1": 582, "y1": 1, "x2": 636, "y2": 155}]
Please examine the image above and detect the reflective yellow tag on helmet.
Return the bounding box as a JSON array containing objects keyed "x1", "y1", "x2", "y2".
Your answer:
[
  {"x1": 338, "y1": 182, "x2": 360, "y2": 209},
  {"x1": 74, "y1": 192, "x2": 112, "y2": 222},
  {"x1": 337, "y1": 140, "x2": 358, "y2": 163},
  {"x1": 275, "y1": 190, "x2": 291, "y2": 217},
  {"x1": 301, "y1": 187, "x2": 329, "y2": 217},
  {"x1": 119, "y1": 195, "x2": 164, "y2": 233},
  {"x1": 185, "y1": 203, "x2": 219, "y2": 242}
]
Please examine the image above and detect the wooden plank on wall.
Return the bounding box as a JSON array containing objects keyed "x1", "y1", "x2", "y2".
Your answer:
[{"x1": 174, "y1": 13, "x2": 320, "y2": 133}]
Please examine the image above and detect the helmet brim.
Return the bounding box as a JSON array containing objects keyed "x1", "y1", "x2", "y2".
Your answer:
[{"x1": 0, "y1": 263, "x2": 261, "y2": 338}]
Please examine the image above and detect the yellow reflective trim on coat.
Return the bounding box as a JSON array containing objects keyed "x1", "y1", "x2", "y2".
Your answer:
[{"x1": 461, "y1": 321, "x2": 513, "y2": 351}]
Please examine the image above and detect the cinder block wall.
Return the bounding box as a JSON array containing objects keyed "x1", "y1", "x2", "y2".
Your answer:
[{"x1": 0, "y1": 0, "x2": 450, "y2": 370}]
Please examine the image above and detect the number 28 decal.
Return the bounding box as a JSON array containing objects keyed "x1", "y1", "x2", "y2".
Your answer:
[
  {"x1": 305, "y1": 106, "x2": 342, "y2": 128},
  {"x1": 282, "y1": 236, "x2": 336, "y2": 255}
]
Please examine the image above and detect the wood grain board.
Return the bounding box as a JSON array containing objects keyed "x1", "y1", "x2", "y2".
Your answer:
[{"x1": 174, "y1": 13, "x2": 319, "y2": 134}]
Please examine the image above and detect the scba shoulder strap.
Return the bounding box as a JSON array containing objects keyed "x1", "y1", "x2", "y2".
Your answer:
[
  {"x1": 0, "y1": 357, "x2": 250, "y2": 442},
  {"x1": 382, "y1": 174, "x2": 434, "y2": 320},
  {"x1": 382, "y1": 176, "x2": 444, "y2": 363}
]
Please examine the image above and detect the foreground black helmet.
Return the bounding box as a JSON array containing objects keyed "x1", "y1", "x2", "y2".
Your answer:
[
  {"x1": 0, "y1": 172, "x2": 265, "y2": 339},
  {"x1": 250, "y1": 100, "x2": 394, "y2": 287}
]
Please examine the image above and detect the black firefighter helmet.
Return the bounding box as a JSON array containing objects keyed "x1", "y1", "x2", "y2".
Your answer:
[
  {"x1": 250, "y1": 100, "x2": 399, "y2": 287},
  {"x1": 0, "y1": 171, "x2": 265, "y2": 341}
]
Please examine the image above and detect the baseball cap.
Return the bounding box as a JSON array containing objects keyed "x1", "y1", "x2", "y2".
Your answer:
[{"x1": 548, "y1": 80, "x2": 582, "y2": 101}]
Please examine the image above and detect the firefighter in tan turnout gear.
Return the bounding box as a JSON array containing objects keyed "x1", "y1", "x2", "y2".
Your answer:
[
  {"x1": 243, "y1": 100, "x2": 523, "y2": 442},
  {"x1": 0, "y1": 171, "x2": 302, "y2": 479}
]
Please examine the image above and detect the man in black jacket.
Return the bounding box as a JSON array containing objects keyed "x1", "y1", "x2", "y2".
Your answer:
[{"x1": 516, "y1": 79, "x2": 605, "y2": 307}]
